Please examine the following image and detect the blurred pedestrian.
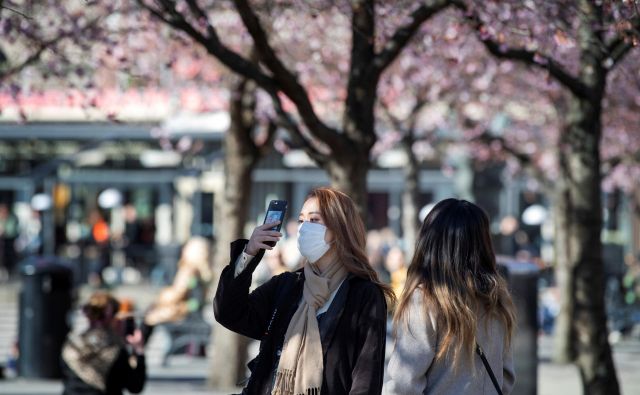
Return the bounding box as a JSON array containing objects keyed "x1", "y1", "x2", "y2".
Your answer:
[
  {"x1": 215, "y1": 187, "x2": 393, "y2": 395},
  {"x1": 141, "y1": 237, "x2": 212, "y2": 342},
  {"x1": 0, "y1": 203, "x2": 18, "y2": 280},
  {"x1": 383, "y1": 246, "x2": 407, "y2": 301},
  {"x1": 367, "y1": 229, "x2": 390, "y2": 284},
  {"x1": 87, "y1": 210, "x2": 110, "y2": 288},
  {"x1": 61, "y1": 291, "x2": 146, "y2": 395},
  {"x1": 384, "y1": 199, "x2": 516, "y2": 395}
]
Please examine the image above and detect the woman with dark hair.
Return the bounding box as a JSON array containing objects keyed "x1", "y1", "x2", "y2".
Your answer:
[
  {"x1": 61, "y1": 291, "x2": 146, "y2": 395},
  {"x1": 214, "y1": 187, "x2": 393, "y2": 395},
  {"x1": 384, "y1": 199, "x2": 516, "y2": 395}
]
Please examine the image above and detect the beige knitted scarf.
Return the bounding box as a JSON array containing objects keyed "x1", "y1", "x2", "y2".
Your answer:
[{"x1": 271, "y1": 258, "x2": 347, "y2": 395}]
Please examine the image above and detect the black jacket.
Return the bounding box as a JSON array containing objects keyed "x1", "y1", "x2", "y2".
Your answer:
[{"x1": 214, "y1": 240, "x2": 387, "y2": 395}]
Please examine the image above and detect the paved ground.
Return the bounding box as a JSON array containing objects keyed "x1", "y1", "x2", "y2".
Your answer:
[
  {"x1": 1, "y1": 281, "x2": 639, "y2": 395},
  {"x1": 537, "y1": 335, "x2": 640, "y2": 395}
]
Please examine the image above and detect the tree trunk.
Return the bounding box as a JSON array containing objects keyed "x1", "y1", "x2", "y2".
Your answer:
[
  {"x1": 208, "y1": 78, "x2": 261, "y2": 389},
  {"x1": 401, "y1": 134, "x2": 420, "y2": 257},
  {"x1": 564, "y1": 94, "x2": 620, "y2": 394},
  {"x1": 326, "y1": 147, "x2": 370, "y2": 224},
  {"x1": 552, "y1": 178, "x2": 574, "y2": 363},
  {"x1": 208, "y1": 158, "x2": 254, "y2": 388},
  {"x1": 632, "y1": 189, "x2": 640, "y2": 256}
]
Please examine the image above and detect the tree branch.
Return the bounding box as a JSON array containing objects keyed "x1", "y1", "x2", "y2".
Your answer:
[
  {"x1": 605, "y1": 13, "x2": 640, "y2": 66},
  {"x1": 455, "y1": 0, "x2": 592, "y2": 99},
  {"x1": 269, "y1": 91, "x2": 327, "y2": 166},
  {"x1": 348, "y1": 0, "x2": 376, "y2": 84},
  {"x1": 407, "y1": 98, "x2": 430, "y2": 132},
  {"x1": 0, "y1": 2, "x2": 32, "y2": 19},
  {"x1": 139, "y1": 0, "x2": 279, "y2": 93},
  {"x1": 0, "y1": 15, "x2": 103, "y2": 82},
  {"x1": 380, "y1": 101, "x2": 406, "y2": 134},
  {"x1": 380, "y1": 96, "x2": 429, "y2": 136},
  {"x1": 0, "y1": 46, "x2": 47, "y2": 82},
  {"x1": 231, "y1": 0, "x2": 342, "y2": 149},
  {"x1": 474, "y1": 131, "x2": 549, "y2": 185},
  {"x1": 371, "y1": 0, "x2": 450, "y2": 78}
]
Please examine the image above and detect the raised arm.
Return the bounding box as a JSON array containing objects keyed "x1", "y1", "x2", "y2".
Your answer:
[{"x1": 214, "y1": 237, "x2": 283, "y2": 339}]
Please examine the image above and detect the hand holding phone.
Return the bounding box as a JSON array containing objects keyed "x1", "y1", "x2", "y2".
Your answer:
[
  {"x1": 245, "y1": 200, "x2": 287, "y2": 255},
  {"x1": 263, "y1": 200, "x2": 287, "y2": 242}
]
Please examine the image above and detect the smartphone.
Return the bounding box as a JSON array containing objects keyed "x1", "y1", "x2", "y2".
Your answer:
[
  {"x1": 263, "y1": 200, "x2": 287, "y2": 246},
  {"x1": 123, "y1": 316, "x2": 136, "y2": 336}
]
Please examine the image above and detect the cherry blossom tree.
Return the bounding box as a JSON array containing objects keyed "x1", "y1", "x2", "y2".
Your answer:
[{"x1": 134, "y1": 0, "x2": 455, "y2": 218}]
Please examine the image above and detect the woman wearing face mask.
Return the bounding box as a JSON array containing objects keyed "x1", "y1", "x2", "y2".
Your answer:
[{"x1": 214, "y1": 187, "x2": 393, "y2": 395}]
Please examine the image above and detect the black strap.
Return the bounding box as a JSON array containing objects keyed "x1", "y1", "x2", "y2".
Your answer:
[{"x1": 475, "y1": 343, "x2": 503, "y2": 395}]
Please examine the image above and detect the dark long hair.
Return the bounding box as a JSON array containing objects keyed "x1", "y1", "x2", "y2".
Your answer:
[
  {"x1": 394, "y1": 199, "x2": 515, "y2": 364},
  {"x1": 308, "y1": 187, "x2": 395, "y2": 303}
]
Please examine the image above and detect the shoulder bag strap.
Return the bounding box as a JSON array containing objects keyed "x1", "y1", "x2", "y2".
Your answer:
[{"x1": 475, "y1": 343, "x2": 504, "y2": 395}]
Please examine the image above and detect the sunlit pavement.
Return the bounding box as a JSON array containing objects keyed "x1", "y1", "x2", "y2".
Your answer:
[
  {"x1": 1, "y1": 281, "x2": 639, "y2": 394},
  {"x1": 538, "y1": 334, "x2": 640, "y2": 395}
]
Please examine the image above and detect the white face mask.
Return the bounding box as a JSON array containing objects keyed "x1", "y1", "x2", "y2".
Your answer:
[{"x1": 297, "y1": 221, "x2": 332, "y2": 263}]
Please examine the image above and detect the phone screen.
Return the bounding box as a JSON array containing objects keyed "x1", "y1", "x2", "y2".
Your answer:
[
  {"x1": 265, "y1": 210, "x2": 283, "y2": 230},
  {"x1": 264, "y1": 210, "x2": 282, "y2": 224}
]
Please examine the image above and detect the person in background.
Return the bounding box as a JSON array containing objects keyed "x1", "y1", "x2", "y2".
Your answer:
[
  {"x1": 384, "y1": 199, "x2": 516, "y2": 395},
  {"x1": 142, "y1": 237, "x2": 212, "y2": 341},
  {"x1": 366, "y1": 230, "x2": 390, "y2": 284},
  {"x1": 61, "y1": 291, "x2": 146, "y2": 395},
  {"x1": 87, "y1": 210, "x2": 110, "y2": 288},
  {"x1": 215, "y1": 187, "x2": 392, "y2": 395},
  {"x1": 383, "y1": 246, "x2": 407, "y2": 301},
  {"x1": 0, "y1": 203, "x2": 18, "y2": 281}
]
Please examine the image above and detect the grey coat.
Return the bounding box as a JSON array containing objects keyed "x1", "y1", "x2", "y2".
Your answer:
[{"x1": 384, "y1": 289, "x2": 515, "y2": 395}]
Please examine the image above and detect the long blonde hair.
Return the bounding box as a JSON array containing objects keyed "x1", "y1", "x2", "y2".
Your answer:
[
  {"x1": 394, "y1": 199, "x2": 515, "y2": 365},
  {"x1": 308, "y1": 187, "x2": 395, "y2": 303}
]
